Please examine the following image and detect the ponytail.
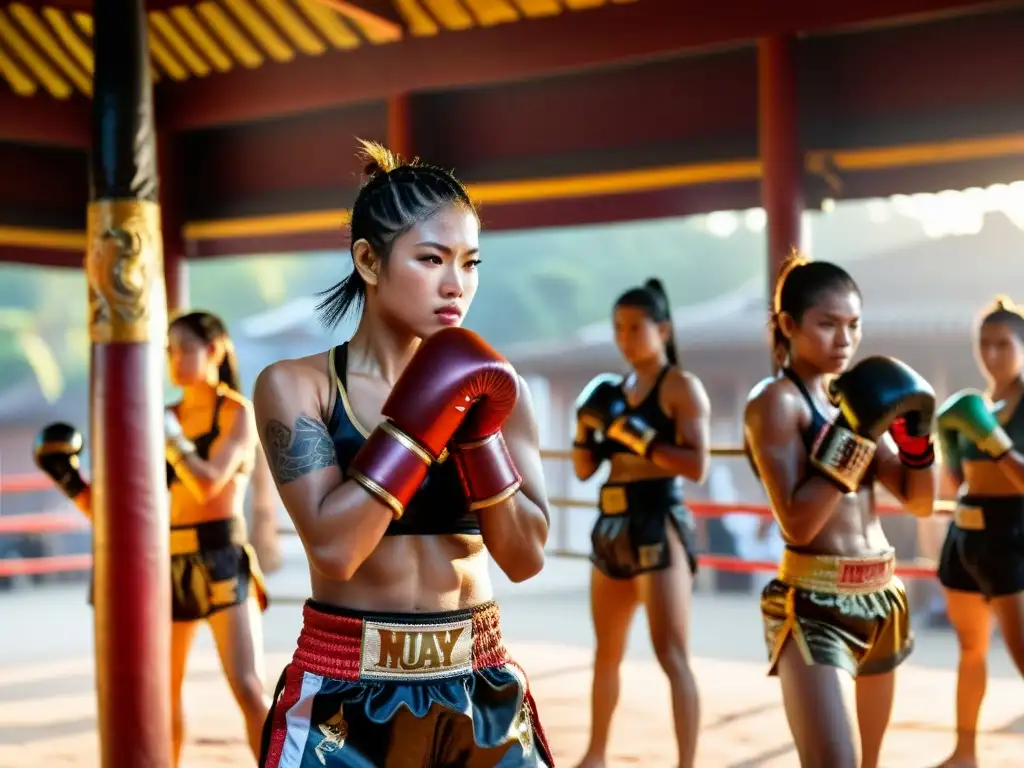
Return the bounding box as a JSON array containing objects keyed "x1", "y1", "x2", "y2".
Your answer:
[
  {"x1": 769, "y1": 313, "x2": 788, "y2": 373},
  {"x1": 218, "y1": 339, "x2": 242, "y2": 393},
  {"x1": 169, "y1": 310, "x2": 241, "y2": 391},
  {"x1": 643, "y1": 278, "x2": 679, "y2": 366}
]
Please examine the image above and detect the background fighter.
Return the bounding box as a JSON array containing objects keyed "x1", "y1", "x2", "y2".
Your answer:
[
  {"x1": 744, "y1": 257, "x2": 938, "y2": 768},
  {"x1": 935, "y1": 296, "x2": 1024, "y2": 768},
  {"x1": 34, "y1": 310, "x2": 270, "y2": 766},
  {"x1": 572, "y1": 278, "x2": 711, "y2": 768}
]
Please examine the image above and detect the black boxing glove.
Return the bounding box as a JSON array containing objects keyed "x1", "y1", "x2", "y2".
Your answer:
[
  {"x1": 34, "y1": 422, "x2": 88, "y2": 501},
  {"x1": 573, "y1": 374, "x2": 626, "y2": 460},
  {"x1": 811, "y1": 356, "x2": 935, "y2": 492},
  {"x1": 575, "y1": 374, "x2": 626, "y2": 433}
]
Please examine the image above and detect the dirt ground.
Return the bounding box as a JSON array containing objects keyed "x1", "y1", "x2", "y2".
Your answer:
[{"x1": 2, "y1": 557, "x2": 1022, "y2": 767}]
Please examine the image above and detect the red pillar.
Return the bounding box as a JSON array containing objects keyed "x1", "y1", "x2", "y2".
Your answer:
[
  {"x1": 758, "y1": 36, "x2": 804, "y2": 294},
  {"x1": 387, "y1": 92, "x2": 413, "y2": 159},
  {"x1": 158, "y1": 131, "x2": 188, "y2": 312},
  {"x1": 87, "y1": 0, "x2": 171, "y2": 764}
]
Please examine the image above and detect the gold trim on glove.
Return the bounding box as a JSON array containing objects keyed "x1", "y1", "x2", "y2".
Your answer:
[
  {"x1": 605, "y1": 416, "x2": 657, "y2": 457},
  {"x1": 379, "y1": 422, "x2": 433, "y2": 465},
  {"x1": 348, "y1": 469, "x2": 405, "y2": 520},
  {"x1": 467, "y1": 480, "x2": 522, "y2": 512},
  {"x1": 979, "y1": 427, "x2": 1013, "y2": 458}
]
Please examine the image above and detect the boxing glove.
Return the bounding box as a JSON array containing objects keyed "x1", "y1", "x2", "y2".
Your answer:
[
  {"x1": 575, "y1": 374, "x2": 626, "y2": 432},
  {"x1": 348, "y1": 327, "x2": 515, "y2": 519},
  {"x1": 573, "y1": 374, "x2": 624, "y2": 460},
  {"x1": 34, "y1": 422, "x2": 88, "y2": 500},
  {"x1": 812, "y1": 356, "x2": 935, "y2": 492},
  {"x1": 937, "y1": 426, "x2": 964, "y2": 474},
  {"x1": 937, "y1": 389, "x2": 1013, "y2": 459},
  {"x1": 450, "y1": 360, "x2": 522, "y2": 511},
  {"x1": 605, "y1": 413, "x2": 659, "y2": 458},
  {"x1": 164, "y1": 408, "x2": 196, "y2": 468},
  {"x1": 888, "y1": 415, "x2": 936, "y2": 469}
]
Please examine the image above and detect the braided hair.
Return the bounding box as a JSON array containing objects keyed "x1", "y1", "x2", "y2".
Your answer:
[{"x1": 316, "y1": 140, "x2": 478, "y2": 328}]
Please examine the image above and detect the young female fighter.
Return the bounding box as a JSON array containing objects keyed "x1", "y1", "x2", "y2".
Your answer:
[
  {"x1": 935, "y1": 296, "x2": 1024, "y2": 768},
  {"x1": 743, "y1": 257, "x2": 938, "y2": 768},
  {"x1": 34, "y1": 310, "x2": 271, "y2": 766},
  {"x1": 251, "y1": 141, "x2": 553, "y2": 767},
  {"x1": 571, "y1": 278, "x2": 711, "y2": 768}
]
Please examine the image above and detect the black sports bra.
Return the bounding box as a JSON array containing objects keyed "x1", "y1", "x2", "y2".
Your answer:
[
  {"x1": 166, "y1": 388, "x2": 254, "y2": 489},
  {"x1": 782, "y1": 368, "x2": 875, "y2": 488},
  {"x1": 325, "y1": 343, "x2": 480, "y2": 536}
]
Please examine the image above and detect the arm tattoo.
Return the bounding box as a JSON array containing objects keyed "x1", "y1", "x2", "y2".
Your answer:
[{"x1": 263, "y1": 416, "x2": 337, "y2": 484}]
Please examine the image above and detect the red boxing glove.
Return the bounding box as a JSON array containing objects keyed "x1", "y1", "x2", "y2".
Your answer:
[
  {"x1": 451, "y1": 360, "x2": 522, "y2": 511},
  {"x1": 347, "y1": 328, "x2": 517, "y2": 519},
  {"x1": 889, "y1": 415, "x2": 935, "y2": 469}
]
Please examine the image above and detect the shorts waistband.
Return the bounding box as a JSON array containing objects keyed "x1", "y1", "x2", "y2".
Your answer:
[
  {"x1": 169, "y1": 517, "x2": 247, "y2": 556},
  {"x1": 778, "y1": 549, "x2": 895, "y2": 594},
  {"x1": 955, "y1": 495, "x2": 1024, "y2": 531},
  {"x1": 293, "y1": 599, "x2": 508, "y2": 682},
  {"x1": 599, "y1": 477, "x2": 684, "y2": 516}
]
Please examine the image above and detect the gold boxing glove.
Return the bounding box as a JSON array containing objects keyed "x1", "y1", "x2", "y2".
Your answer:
[{"x1": 605, "y1": 414, "x2": 658, "y2": 458}]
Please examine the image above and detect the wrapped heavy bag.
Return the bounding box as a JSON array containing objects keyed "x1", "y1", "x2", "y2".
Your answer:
[{"x1": 812, "y1": 356, "x2": 935, "y2": 493}]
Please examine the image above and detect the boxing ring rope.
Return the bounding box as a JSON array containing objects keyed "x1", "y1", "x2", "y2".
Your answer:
[{"x1": 0, "y1": 446, "x2": 952, "y2": 581}]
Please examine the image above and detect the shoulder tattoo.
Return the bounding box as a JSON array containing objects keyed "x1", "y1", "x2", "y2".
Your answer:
[{"x1": 263, "y1": 416, "x2": 337, "y2": 484}]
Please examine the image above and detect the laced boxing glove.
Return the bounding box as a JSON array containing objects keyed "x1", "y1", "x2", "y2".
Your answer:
[
  {"x1": 813, "y1": 356, "x2": 935, "y2": 493},
  {"x1": 449, "y1": 359, "x2": 522, "y2": 511},
  {"x1": 937, "y1": 389, "x2": 1013, "y2": 460},
  {"x1": 574, "y1": 374, "x2": 625, "y2": 460},
  {"x1": 348, "y1": 327, "x2": 518, "y2": 519},
  {"x1": 34, "y1": 422, "x2": 88, "y2": 501},
  {"x1": 164, "y1": 409, "x2": 196, "y2": 469}
]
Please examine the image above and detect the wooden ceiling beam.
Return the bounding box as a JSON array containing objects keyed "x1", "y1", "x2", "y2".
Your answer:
[
  {"x1": 157, "y1": 0, "x2": 1008, "y2": 131},
  {"x1": 0, "y1": 88, "x2": 90, "y2": 147}
]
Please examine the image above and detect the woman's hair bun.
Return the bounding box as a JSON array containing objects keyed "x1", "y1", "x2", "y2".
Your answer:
[
  {"x1": 357, "y1": 138, "x2": 401, "y2": 178},
  {"x1": 644, "y1": 277, "x2": 668, "y2": 299},
  {"x1": 993, "y1": 294, "x2": 1015, "y2": 312}
]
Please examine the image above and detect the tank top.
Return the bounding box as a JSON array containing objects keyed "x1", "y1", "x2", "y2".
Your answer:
[
  {"x1": 325, "y1": 343, "x2": 480, "y2": 536},
  {"x1": 782, "y1": 368, "x2": 875, "y2": 488}
]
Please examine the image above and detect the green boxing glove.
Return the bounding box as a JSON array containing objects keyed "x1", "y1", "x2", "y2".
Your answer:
[
  {"x1": 936, "y1": 389, "x2": 1013, "y2": 460},
  {"x1": 937, "y1": 426, "x2": 964, "y2": 474}
]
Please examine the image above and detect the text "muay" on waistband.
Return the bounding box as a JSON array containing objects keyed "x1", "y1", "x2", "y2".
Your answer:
[{"x1": 359, "y1": 618, "x2": 475, "y2": 681}]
